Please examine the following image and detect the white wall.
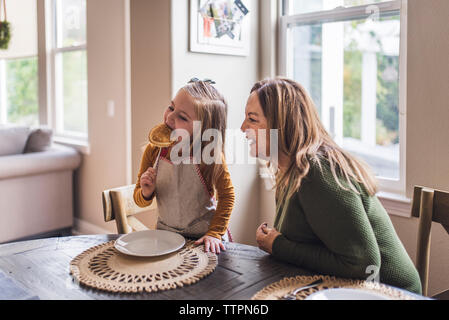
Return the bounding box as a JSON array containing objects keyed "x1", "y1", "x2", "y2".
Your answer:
[
  {"x1": 128, "y1": 0, "x2": 172, "y2": 230},
  {"x1": 74, "y1": 0, "x2": 130, "y2": 233},
  {"x1": 130, "y1": 0, "x2": 172, "y2": 181},
  {"x1": 405, "y1": 0, "x2": 449, "y2": 198}
]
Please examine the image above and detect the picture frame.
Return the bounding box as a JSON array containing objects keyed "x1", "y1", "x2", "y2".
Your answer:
[{"x1": 189, "y1": 0, "x2": 251, "y2": 56}]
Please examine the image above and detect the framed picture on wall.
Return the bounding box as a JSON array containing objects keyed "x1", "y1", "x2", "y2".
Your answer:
[{"x1": 189, "y1": 0, "x2": 251, "y2": 56}]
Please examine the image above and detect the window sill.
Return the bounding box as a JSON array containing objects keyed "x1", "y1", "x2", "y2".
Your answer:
[
  {"x1": 54, "y1": 136, "x2": 90, "y2": 155},
  {"x1": 377, "y1": 191, "x2": 412, "y2": 218}
]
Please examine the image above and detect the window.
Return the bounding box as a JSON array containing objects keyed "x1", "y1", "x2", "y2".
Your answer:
[
  {"x1": 280, "y1": 0, "x2": 407, "y2": 194},
  {"x1": 0, "y1": 0, "x2": 39, "y2": 127},
  {"x1": 1, "y1": 0, "x2": 88, "y2": 145},
  {"x1": 51, "y1": 0, "x2": 87, "y2": 139}
]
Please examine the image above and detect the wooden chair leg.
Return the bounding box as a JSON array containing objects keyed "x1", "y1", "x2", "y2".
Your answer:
[{"x1": 416, "y1": 188, "x2": 434, "y2": 296}]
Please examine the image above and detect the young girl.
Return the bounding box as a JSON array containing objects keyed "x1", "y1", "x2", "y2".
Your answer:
[{"x1": 134, "y1": 79, "x2": 235, "y2": 254}]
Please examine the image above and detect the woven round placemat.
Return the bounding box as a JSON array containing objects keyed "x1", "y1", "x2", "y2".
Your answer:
[
  {"x1": 69, "y1": 240, "x2": 217, "y2": 293},
  {"x1": 251, "y1": 275, "x2": 416, "y2": 300}
]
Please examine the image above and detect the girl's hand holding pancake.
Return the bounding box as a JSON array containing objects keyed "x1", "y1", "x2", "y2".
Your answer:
[
  {"x1": 140, "y1": 167, "x2": 157, "y2": 199},
  {"x1": 195, "y1": 235, "x2": 226, "y2": 254}
]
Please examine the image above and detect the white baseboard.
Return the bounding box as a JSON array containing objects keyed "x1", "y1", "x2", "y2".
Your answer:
[{"x1": 72, "y1": 218, "x2": 113, "y2": 235}]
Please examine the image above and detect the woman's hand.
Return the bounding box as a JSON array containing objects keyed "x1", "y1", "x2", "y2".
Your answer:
[
  {"x1": 256, "y1": 223, "x2": 281, "y2": 254},
  {"x1": 195, "y1": 235, "x2": 226, "y2": 254},
  {"x1": 140, "y1": 167, "x2": 157, "y2": 199}
]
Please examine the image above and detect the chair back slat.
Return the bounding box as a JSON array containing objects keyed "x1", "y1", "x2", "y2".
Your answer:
[
  {"x1": 412, "y1": 185, "x2": 449, "y2": 297},
  {"x1": 433, "y1": 190, "x2": 449, "y2": 227},
  {"x1": 102, "y1": 189, "x2": 114, "y2": 222},
  {"x1": 111, "y1": 185, "x2": 151, "y2": 217},
  {"x1": 411, "y1": 186, "x2": 423, "y2": 218},
  {"x1": 102, "y1": 184, "x2": 157, "y2": 234},
  {"x1": 411, "y1": 186, "x2": 449, "y2": 227},
  {"x1": 110, "y1": 189, "x2": 133, "y2": 234},
  {"x1": 415, "y1": 188, "x2": 434, "y2": 296}
]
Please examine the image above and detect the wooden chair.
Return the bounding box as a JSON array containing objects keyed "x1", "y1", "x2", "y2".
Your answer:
[
  {"x1": 411, "y1": 186, "x2": 449, "y2": 298},
  {"x1": 102, "y1": 184, "x2": 234, "y2": 242},
  {"x1": 102, "y1": 184, "x2": 157, "y2": 234}
]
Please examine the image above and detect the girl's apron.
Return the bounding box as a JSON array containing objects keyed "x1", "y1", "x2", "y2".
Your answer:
[{"x1": 154, "y1": 148, "x2": 217, "y2": 239}]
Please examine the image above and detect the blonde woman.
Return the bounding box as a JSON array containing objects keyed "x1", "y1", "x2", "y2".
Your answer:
[{"x1": 241, "y1": 77, "x2": 421, "y2": 294}]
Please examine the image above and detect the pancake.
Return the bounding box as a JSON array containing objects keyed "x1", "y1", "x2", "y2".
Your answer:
[{"x1": 148, "y1": 123, "x2": 174, "y2": 147}]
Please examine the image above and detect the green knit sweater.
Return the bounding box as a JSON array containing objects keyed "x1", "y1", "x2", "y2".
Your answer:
[{"x1": 272, "y1": 160, "x2": 422, "y2": 294}]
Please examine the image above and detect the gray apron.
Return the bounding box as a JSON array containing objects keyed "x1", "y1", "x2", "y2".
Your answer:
[{"x1": 154, "y1": 148, "x2": 217, "y2": 239}]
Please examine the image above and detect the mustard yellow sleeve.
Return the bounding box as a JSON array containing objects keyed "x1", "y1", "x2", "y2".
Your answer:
[
  {"x1": 133, "y1": 143, "x2": 160, "y2": 208},
  {"x1": 205, "y1": 161, "x2": 235, "y2": 240}
]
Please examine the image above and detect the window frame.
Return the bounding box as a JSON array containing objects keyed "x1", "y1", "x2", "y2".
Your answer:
[
  {"x1": 52, "y1": 0, "x2": 87, "y2": 140},
  {"x1": 37, "y1": 0, "x2": 88, "y2": 148},
  {"x1": 278, "y1": 0, "x2": 408, "y2": 197}
]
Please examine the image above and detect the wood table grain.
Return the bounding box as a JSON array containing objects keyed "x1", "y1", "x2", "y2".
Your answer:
[{"x1": 0, "y1": 234, "x2": 314, "y2": 300}]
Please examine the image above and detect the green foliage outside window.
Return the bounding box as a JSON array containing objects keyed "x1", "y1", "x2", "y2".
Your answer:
[
  {"x1": 61, "y1": 50, "x2": 87, "y2": 134},
  {"x1": 0, "y1": 21, "x2": 11, "y2": 49},
  {"x1": 6, "y1": 57, "x2": 39, "y2": 126},
  {"x1": 343, "y1": 17, "x2": 400, "y2": 146},
  {"x1": 343, "y1": 50, "x2": 363, "y2": 140}
]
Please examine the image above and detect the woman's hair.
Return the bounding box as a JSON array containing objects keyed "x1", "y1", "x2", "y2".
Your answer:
[
  {"x1": 182, "y1": 80, "x2": 228, "y2": 189},
  {"x1": 250, "y1": 77, "x2": 378, "y2": 209}
]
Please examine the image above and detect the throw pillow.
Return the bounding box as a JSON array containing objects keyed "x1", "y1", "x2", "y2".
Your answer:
[{"x1": 24, "y1": 127, "x2": 53, "y2": 153}]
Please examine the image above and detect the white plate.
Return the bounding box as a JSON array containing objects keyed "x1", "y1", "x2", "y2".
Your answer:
[
  {"x1": 114, "y1": 230, "x2": 185, "y2": 257},
  {"x1": 305, "y1": 288, "x2": 391, "y2": 300}
]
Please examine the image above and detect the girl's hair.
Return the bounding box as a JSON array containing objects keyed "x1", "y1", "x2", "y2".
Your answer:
[
  {"x1": 250, "y1": 77, "x2": 378, "y2": 210},
  {"x1": 182, "y1": 80, "x2": 228, "y2": 189}
]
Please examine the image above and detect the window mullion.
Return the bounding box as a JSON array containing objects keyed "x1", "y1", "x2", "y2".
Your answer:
[
  {"x1": 55, "y1": 0, "x2": 63, "y2": 49},
  {"x1": 54, "y1": 51, "x2": 64, "y2": 135},
  {"x1": 278, "y1": 16, "x2": 288, "y2": 76}
]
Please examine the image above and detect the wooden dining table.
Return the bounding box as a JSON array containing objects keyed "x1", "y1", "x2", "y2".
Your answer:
[{"x1": 0, "y1": 234, "x2": 427, "y2": 301}]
